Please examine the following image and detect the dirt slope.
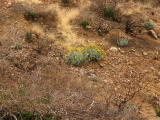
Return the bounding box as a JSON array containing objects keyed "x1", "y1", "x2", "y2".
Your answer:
[{"x1": 0, "y1": 0, "x2": 160, "y2": 120}]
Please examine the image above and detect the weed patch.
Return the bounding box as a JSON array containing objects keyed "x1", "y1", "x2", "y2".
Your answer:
[
  {"x1": 24, "y1": 11, "x2": 39, "y2": 21},
  {"x1": 66, "y1": 46, "x2": 107, "y2": 66},
  {"x1": 62, "y1": 0, "x2": 70, "y2": 4},
  {"x1": 144, "y1": 22, "x2": 154, "y2": 30},
  {"x1": 14, "y1": 42, "x2": 22, "y2": 50},
  {"x1": 25, "y1": 32, "x2": 33, "y2": 43},
  {"x1": 156, "y1": 110, "x2": 160, "y2": 117},
  {"x1": 81, "y1": 21, "x2": 90, "y2": 29},
  {"x1": 117, "y1": 38, "x2": 129, "y2": 47},
  {"x1": 103, "y1": 8, "x2": 117, "y2": 21}
]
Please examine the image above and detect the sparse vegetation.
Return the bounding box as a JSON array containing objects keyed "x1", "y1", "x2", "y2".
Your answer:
[
  {"x1": 83, "y1": 46, "x2": 106, "y2": 62},
  {"x1": 1, "y1": 0, "x2": 160, "y2": 120},
  {"x1": 103, "y1": 8, "x2": 117, "y2": 21},
  {"x1": 24, "y1": 11, "x2": 38, "y2": 21},
  {"x1": 18, "y1": 112, "x2": 34, "y2": 120},
  {"x1": 14, "y1": 42, "x2": 22, "y2": 50},
  {"x1": 62, "y1": 0, "x2": 70, "y2": 4},
  {"x1": 89, "y1": 76, "x2": 99, "y2": 82},
  {"x1": 25, "y1": 32, "x2": 32, "y2": 43},
  {"x1": 19, "y1": 90, "x2": 26, "y2": 97},
  {"x1": 2, "y1": 111, "x2": 61, "y2": 120},
  {"x1": 40, "y1": 95, "x2": 51, "y2": 104},
  {"x1": 43, "y1": 114, "x2": 61, "y2": 120},
  {"x1": 81, "y1": 21, "x2": 90, "y2": 29},
  {"x1": 144, "y1": 22, "x2": 154, "y2": 30},
  {"x1": 66, "y1": 46, "x2": 106, "y2": 66},
  {"x1": 13, "y1": 62, "x2": 22, "y2": 68},
  {"x1": 156, "y1": 110, "x2": 160, "y2": 117},
  {"x1": 66, "y1": 51, "x2": 87, "y2": 66},
  {"x1": 117, "y1": 38, "x2": 129, "y2": 47}
]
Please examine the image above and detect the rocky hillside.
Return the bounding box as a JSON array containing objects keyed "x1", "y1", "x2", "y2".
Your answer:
[{"x1": 0, "y1": 0, "x2": 160, "y2": 120}]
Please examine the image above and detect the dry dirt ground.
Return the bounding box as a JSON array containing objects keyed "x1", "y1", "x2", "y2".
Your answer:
[{"x1": 0, "y1": 0, "x2": 160, "y2": 120}]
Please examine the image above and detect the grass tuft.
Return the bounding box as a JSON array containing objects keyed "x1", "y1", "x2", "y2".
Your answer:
[
  {"x1": 144, "y1": 22, "x2": 154, "y2": 30},
  {"x1": 103, "y1": 8, "x2": 117, "y2": 21},
  {"x1": 24, "y1": 11, "x2": 39, "y2": 21},
  {"x1": 25, "y1": 32, "x2": 33, "y2": 43},
  {"x1": 15, "y1": 42, "x2": 22, "y2": 50},
  {"x1": 117, "y1": 38, "x2": 129, "y2": 47},
  {"x1": 62, "y1": 0, "x2": 70, "y2": 4},
  {"x1": 81, "y1": 21, "x2": 90, "y2": 29},
  {"x1": 156, "y1": 110, "x2": 160, "y2": 117}
]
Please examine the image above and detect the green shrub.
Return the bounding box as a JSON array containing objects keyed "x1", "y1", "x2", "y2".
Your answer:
[
  {"x1": 66, "y1": 51, "x2": 87, "y2": 66},
  {"x1": 15, "y1": 42, "x2": 22, "y2": 50},
  {"x1": 18, "y1": 112, "x2": 34, "y2": 120},
  {"x1": 66, "y1": 46, "x2": 106, "y2": 66},
  {"x1": 117, "y1": 38, "x2": 129, "y2": 47},
  {"x1": 81, "y1": 21, "x2": 90, "y2": 29},
  {"x1": 25, "y1": 32, "x2": 32, "y2": 43},
  {"x1": 62, "y1": 0, "x2": 70, "y2": 4},
  {"x1": 156, "y1": 110, "x2": 160, "y2": 117},
  {"x1": 24, "y1": 11, "x2": 38, "y2": 21},
  {"x1": 103, "y1": 8, "x2": 117, "y2": 21},
  {"x1": 144, "y1": 22, "x2": 154, "y2": 30},
  {"x1": 83, "y1": 47, "x2": 105, "y2": 62}
]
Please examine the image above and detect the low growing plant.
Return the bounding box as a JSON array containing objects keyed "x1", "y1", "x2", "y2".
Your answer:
[
  {"x1": 66, "y1": 46, "x2": 107, "y2": 66},
  {"x1": 18, "y1": 112, "x2": 34, "y2": 120},
  {"x1": 81, "y1": 21, "x2": 90, "y2": 29},
  {"x1": 156, "y1": 110, "x2": 160, "y2": 117},
  {"x1": 117, "y1": 38, "x2": 129, "y2": 47},
  {"x1": 66, "y1": 51, "x2": 87, "y2": 66},
  {"x1": 103, "y1": 8, "x2": 117, "y2": 21},
  {"x1": 89, "y1": 76, "x2": 99, "y2": 82},
  {"x1": 13, "y1": 62, "x2": 22, "y2": 68},
  {"x1": 62, "y1": 0, "x2": 70, "y2": 4},
  {"x1": 24, "y1": 11, "x2": 38, "y2": 21},
  {"x1": 15, "y1": 42, "x2": 22, "y2": 50},
  {"x1": 144, "y1": 22, "x2": 154, "y2": 30},
  {"x1": 25, "y1": 32, "x2": 32, "y2": 43},
  {"x1": 83, "y1": 46, "x2": 106, "y2": 62}
]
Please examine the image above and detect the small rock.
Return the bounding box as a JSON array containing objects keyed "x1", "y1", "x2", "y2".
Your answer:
[
  {"x1": 99, "y1": 63, "x2": 105, "y2": 67},
  {"x1": 86, "y1": 25, "x2": 92, "y2": 29},
  {"x1": 142, "y1": 52, "x2": 148, "y2": 56},
  {"x1": 150, "y1": 67, "x2": 155, "y2": 71},
  {"x1": 6, "y1": 2, "x2": 12, "y2": 8},
  {"x1": 144, "y1": 70, "x2": 149, "y2": 73},
  {"x1": 149, "y1": 30, "x2": 158, "y2": 39},
  {"x1": 128, "y1": 61, "x2": 134, "y2": 65},
  {"x1": 109, "y1": 47, "x2": 118, "y2": 52},
  {"x1": 120, "y1": 50, "x2": 125, "y2": 53},
  {"x1": 129, "y1": 49, "x2": 136, "y2": 52}
]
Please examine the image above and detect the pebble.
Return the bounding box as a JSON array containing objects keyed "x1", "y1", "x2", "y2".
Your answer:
[
  {"x1": 109, "y1": 47, "x2": 119, "y2": 52},
  {"x1": 143, "y1": 52, "x2": 148, "y2": 56},
  {"x1": 149, "y1": 30, "x2": 158, "y2": 39}
]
